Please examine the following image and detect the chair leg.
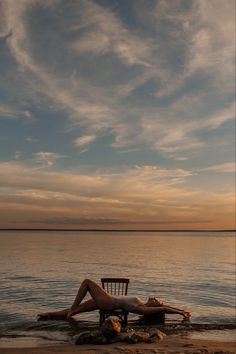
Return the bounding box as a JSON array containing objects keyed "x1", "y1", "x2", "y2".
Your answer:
[
  {"x1": 120, "y1": 314, "x2": 128, "y2": 328},
  {"x1": 99, "y1": 312, "x2": 105, "y2": 326},
  {"x1": 123, "y1": 314, "x2": 128, "y2": 327}
]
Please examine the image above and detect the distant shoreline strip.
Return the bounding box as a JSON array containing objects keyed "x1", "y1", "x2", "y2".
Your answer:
[{"x1": 0, "y1": 229, "x2": 235, "y2": 232}]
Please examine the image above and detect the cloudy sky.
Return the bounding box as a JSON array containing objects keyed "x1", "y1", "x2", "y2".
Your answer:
[{"x1": 0, "y1": 0, "x2": 235, "y2": 230}]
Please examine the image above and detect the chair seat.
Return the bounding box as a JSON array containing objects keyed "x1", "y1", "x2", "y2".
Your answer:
[{"x1": 100, "y1": 308, "x2": 129, "y2": 315}]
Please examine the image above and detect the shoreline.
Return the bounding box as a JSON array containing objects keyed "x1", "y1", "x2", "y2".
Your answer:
[
  {"x1": 0, "y1": 335, "x2": 235, "y2": 354},
  {"x1": 0, "y1": 324, "x2": 235, "y2": 353}
]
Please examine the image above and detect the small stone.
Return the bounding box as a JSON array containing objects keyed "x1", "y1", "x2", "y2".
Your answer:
[
  {"x1": 148, "y1": 328, "x2": 166, "y2": 341},
  {"x1": 72, "y1": 330, "x2": 107, "y2": 345},
  {"x1": 115, "y1": 332, "x2": 130, "y2": 342},
  {"x1": 127, "y1": 331, "x2": 150, "y2": 343}
]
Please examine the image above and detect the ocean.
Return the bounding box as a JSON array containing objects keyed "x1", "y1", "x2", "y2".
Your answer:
[{"x1": 0, "y1": 230, "x2": 235, "y2": 347}]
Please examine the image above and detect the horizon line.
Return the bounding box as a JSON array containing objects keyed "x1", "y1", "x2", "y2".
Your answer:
[{"x1": 0, "y1": 228, "x2": 235, "y2": 232}]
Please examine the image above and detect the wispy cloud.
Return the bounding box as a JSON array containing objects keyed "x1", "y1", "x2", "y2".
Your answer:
[
  {"x1": 32, "y1": 216, "x2": 211, "y2": 226},
  {"x1": 74, "y1": 135, "x2": 96, "y2": 147},
  {"x1": 203, "y1": 162, "x2": 235, "y2": 173},
  {"x1": 70, "y1": 0, "x2": 153, "y2": 67},
  {"x1": 204, "y1": 103, "x2": 235, "y2": 129},
  {"x1": 0, "y1": 0, "x2": 234, "y2": 231},
  {"x1": 2, "y1": 0, "x2": 117, "y2": 132},
  {"x1": 26, "y1": 136, "x2": 38, "y2": 143},
  {"x1": 1, "y1": 0, "x2": 234, "y2": 160},
  {"x1": 139, "y1": 102, "x2": 235, "y2": 157},
  {"x1": 186, "y1": 0, "x2": 235, "y2": 80},
  {"x1": 0, "y1": 161, "x2": 234, "y2": 229},
  {"x1": 151, "y1": 0, "x2": 235, "y2": 96},
  {"x1": 0, "y1": 104, "x2": 32, "y2": 120},
  {"x1": 15, "y1": 151, "x2": 21, "y2": 160},
  {"x1": 32, "y1": 152, "x2": 65, "y2": 167}
]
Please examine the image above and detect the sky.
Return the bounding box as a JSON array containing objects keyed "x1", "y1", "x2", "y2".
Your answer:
[{"x1": 0, "y1": 0, "x2": 235, "y2": 230}]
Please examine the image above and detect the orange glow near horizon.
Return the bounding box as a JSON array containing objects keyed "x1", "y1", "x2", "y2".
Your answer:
[{"x1": 0, "y1": 162, "x2": 235, "y2": 231}]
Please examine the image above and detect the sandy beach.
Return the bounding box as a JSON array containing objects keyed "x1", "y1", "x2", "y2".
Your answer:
[{"x1": 0, "y1": 336, "x2": 235, "y2": 354}]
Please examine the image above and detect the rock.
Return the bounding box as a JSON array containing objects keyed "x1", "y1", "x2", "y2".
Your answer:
[
  {"x1": 114, "y1": 332, "x2": 130, "y2": 342},
  {"x1": 111, "y1": 330, "x2": 151, "y2": 344},
  {"x1": 148, "y1": 328, "x2": 166, "y2": 340},
  {"x1": 149, "y1": 328, "x2": 166, "y2": 341},
  {"x1": 72, "y1": 322, "x2": 167, "y2": 345},
  {"x1": 100, "y1": 316, "x2": 121, "y2": 338},
  {"x1": 127, "y1": 331, "x2": 150, "y2": 344},
  {"x1": 72, "y1": 330, "x2": 107, "y2": 345}
]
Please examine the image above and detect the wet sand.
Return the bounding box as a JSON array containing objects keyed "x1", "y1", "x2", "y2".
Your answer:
[{"x1": 0, "y1": 336, "x2": 235, "y2": 354}]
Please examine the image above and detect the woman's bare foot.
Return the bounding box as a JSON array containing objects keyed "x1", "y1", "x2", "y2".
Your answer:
[
  {"x1": 66, "y1": 312, "x2": 72, "y2": 320},
  {"x1": 38, "y1": 308, "x2": 71, "y2": 320},
  {"x1": 66, "y1": 308, "x2": 77, "y2": 319}
]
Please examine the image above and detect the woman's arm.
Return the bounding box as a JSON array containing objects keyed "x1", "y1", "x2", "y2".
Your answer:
[{"x1": 134, "y1": 304, "x2": 191, "y2": 318}]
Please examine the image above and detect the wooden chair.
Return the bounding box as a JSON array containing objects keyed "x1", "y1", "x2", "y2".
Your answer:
[{"x1": 99, "y1": 278, "x2": 130, "y2": 327}]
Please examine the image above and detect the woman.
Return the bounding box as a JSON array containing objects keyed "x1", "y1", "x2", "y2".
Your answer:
[{"x1": 38, "y1": 279, "x2": 191, "y2": 320}]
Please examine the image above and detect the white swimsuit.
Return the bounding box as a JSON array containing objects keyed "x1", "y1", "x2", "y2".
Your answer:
[{"x1": 114, "y1": 296, "x2": 144, "y2": 312}]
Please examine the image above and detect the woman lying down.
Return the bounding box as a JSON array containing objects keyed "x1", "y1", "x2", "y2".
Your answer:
[{"x1": 38, "y1": 279, "x2": 191, "y2": 320}]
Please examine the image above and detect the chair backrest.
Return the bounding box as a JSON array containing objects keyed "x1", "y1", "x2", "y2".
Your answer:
[{"x1": 101, "y1": 278, "x2": 129, "y2": 296}]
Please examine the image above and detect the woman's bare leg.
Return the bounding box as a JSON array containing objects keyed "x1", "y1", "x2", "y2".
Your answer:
[
  {"x1": 70, "y1": 299, "x2": 98, "y2": 315},
  {"x1": 67, "y1": 279, "x2": 115, "y2": 318},
  {"x1": 38, "y1": 308, "x2": 70, "y2": 319},
  {"x1": 38, "y1": 299, "x2": 98, "y2": 320},
  {"x1": 38, "y1": 279, "x2": 114, "y2": 320}
]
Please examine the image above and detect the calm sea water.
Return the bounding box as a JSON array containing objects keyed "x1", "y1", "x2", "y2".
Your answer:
[{"x1": 0, "y1": 230, "x2": 235, "y2": 346}]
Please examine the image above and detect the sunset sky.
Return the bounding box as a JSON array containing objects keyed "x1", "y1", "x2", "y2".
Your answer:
[{"x1": 0, "y1": 0, "x2": 235, "y2": 230}]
